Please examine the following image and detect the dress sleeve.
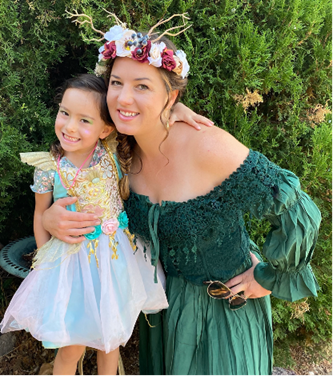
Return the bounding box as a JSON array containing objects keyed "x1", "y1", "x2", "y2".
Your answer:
[
  {"x1": 245, "y1": 152, "x2": 321, "y2": 302},
  {"x1": 30, "y1": 167, "x2": 55, "y2": 194}
]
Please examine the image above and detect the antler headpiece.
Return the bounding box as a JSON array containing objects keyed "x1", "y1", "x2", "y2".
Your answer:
[{"x1": 66, "y1": 10, "x2": 191, "y2": 78}]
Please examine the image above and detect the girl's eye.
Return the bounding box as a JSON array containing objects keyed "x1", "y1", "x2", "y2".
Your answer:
[
  {"x1": 138, "y1": 84, "x2": 149, "y2": 90},
  {"x1": 110, "y1": 80, "x2": 122, "y2": 86},
  {"x1": 59, "y1": 110, "x2": 68, "y2": 116},
  {"x1": 81, "y1": 119, "x2": 92, "y2": 124}
]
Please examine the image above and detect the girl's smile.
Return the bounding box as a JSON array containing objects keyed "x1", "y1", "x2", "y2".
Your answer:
[{"x1": 62, "y1": 133, "x2": 81, "y2": 143}]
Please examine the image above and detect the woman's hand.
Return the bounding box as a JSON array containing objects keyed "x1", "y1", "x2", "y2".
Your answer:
[
  {"x1": 224, "y1": 252, "x2": 272, "y2": 299},
  {"x1": 170, "y1": 102, "x2": 214, "y2": 130},
  {"x1": 42, "y1": 197, "x2": 100, "y2": 244}
]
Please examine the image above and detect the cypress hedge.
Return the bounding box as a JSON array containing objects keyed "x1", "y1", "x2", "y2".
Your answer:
[{"x1": 0, "y1": 0, "x2": 331, "y2": 366}]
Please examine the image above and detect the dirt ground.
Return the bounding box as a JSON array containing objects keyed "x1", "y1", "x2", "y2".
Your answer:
[
  {"x1": 290, "y1": 343, "x2": 332, "y2": 376},
  {"x1": 0, "y1": 322, "x2": 331, "y2": 375}
]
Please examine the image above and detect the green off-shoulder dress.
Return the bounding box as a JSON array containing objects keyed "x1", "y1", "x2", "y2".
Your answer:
[{"x1": 124, "y1": 150, "x2": 321, "y2": 375}]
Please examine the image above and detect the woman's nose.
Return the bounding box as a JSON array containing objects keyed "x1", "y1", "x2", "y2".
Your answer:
[{"x1": 117, "y1": 86, "x2": 134, "y2": 106}]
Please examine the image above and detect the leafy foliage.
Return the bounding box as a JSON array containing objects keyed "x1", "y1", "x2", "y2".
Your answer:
[{"x1": 0, "y1": 0, "x2": 331, "y2": 364}]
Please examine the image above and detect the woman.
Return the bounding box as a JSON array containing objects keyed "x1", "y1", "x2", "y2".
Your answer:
[{"x1": 42, "y1": 20, "x2": 321, "y2": 375}]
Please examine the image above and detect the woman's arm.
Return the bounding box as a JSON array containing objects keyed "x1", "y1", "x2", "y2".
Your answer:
[
  {"x1": 42, "y1": 196, "x2": 100, "y2": 244},
  {"x1": 171, "y1": 102, "x2": 214, "y2": 130},
  {"x1": 34, "y1": 192, "x2": 53, "y2": 248},
  {"x1": 224, "y1": 154, "x2": 321, "y2": 302}
]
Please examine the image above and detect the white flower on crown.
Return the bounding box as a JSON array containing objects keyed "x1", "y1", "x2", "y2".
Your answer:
[
  {"x1": 115, "y1": 29, "x2": 136, "y2": 57},
  {"x1": 175, "y1": 50, "x2": 190, "y2": 78},
  {"x1": 98, "y1": 26, "x2": 127, "y2": 61},
  {"x1": 98, "y1": 45, "x2": 105, "y2": 62},
  {"x1": 104, "y1": 25, "x2": 125, "y2": 42},
  {"x1": 148, "y1": 42, "x2": 166, "y2": 67}
]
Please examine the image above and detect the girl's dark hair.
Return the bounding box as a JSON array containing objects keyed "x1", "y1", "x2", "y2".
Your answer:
[
  {"x1": 50, "y1": 74, "x2": 113, "y2": 158},
  {"x1": 102, "y1": 36, "x2": 189, "y2": 200}
]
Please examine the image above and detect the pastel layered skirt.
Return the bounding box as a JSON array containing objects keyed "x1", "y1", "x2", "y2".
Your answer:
[{"x1": 0, "y1": 231, "x2": 168, "y2": 353}]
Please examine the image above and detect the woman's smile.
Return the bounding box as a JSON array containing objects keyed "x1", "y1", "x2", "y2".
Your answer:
[{"x1": 118, "y1": 109, "x2": 140, "y2": 121}]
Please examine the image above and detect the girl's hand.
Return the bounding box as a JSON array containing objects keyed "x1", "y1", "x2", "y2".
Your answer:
[
  {"x1": 42, "y1": 197, "x2": 100, "y2": 244},
  {"x1": 170, "y1": 102, "x2": 214, "y2": 130},
  {"x1": 223, "y1": 252, "x2": 272, "y2": 299}
]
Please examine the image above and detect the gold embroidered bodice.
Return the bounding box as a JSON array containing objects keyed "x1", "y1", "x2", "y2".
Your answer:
[{"x1": 62, "y1": 151, "x2": 123, "y2": 225}]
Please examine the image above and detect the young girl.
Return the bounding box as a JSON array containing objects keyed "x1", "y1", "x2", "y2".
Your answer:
[{"x1": 0, "y1": 74, "x2": 211, "y2": 375}]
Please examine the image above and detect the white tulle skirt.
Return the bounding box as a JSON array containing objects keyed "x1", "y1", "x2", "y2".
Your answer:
[{"x1": 0, "y1": 231, "x2": 168, "y2": 353}]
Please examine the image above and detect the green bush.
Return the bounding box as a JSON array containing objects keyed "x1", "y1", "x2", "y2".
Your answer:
[{"x1": 0, "y1": 0, "x2": 331, "y2": 365}]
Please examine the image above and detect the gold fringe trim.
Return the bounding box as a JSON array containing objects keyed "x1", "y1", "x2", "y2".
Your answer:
[
  {"x1": 144, "y1": 314, "x2": 156, "y2": 328},
  {"x1": 87, "y1": 239, "x2": 99, "y2": 267},
  {"x1": 124, "y1": 229, "x2": 136, "y2": 252},
  {"x1": 78, "y1": 349, "x2": 86, "y2": 375},
  {"x1": 109, "y1": 233, "x2": 119, "y2": 260},
  {"x1": 118, "y1": 353, "x2": 125, "y2": 375}
]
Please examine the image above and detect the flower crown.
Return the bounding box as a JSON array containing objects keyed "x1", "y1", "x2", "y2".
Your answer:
[{"x1": 67, "y1": 10, "x2": 191, "y2": 79}]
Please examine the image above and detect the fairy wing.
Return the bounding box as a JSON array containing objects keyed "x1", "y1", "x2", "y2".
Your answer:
[{"x1": 20, "y1": 152, "x2": 56, "y2": 171}]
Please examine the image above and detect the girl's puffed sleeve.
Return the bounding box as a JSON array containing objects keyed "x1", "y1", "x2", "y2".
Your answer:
[
  {"x1": 31, "y1": 168, "x2": 55, "y2": 194},
  {"x1": 20, "y1": 151, "x2": 56, "y2": 194},
  {"x1": 246, "y1": 152, "x2": 321, "y2": 302}
]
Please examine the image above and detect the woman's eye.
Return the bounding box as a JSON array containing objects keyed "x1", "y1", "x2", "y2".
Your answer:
[
  {"x1": 110, "y1": 80, "x2": 122, "y2": 86},
  {"x1": 138, "y1": 84, "x2": 149, "y2": 90},
  {"x1": 59, "y1": 110, "x2": 68, "y2": 116}
]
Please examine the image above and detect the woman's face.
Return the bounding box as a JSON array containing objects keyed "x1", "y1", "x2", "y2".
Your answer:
[{"x1": 106, "y1": 57, "x2": 172, "y2": 137}]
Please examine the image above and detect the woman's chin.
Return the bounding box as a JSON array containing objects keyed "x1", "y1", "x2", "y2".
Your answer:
[{"x1": 114, "y1": 123, "x2": 137, "y2": 136}]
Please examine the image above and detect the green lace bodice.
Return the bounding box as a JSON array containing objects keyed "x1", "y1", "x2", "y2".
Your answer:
[{"x1": 124, "y1": 150, "x2": 321, "y2": 302}]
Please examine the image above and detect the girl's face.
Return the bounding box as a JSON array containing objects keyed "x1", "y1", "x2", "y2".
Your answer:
[
  {"x1": 106, "y1": 57, "x2": 177, "y2": 137},
  {"x1": 55, "y1": 88, "x2": 113, "y2": 157}
]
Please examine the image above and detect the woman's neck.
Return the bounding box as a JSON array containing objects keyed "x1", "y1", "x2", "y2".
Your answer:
[{"x1": 134, "y1": 128, "x2": 169, "y2": 161}]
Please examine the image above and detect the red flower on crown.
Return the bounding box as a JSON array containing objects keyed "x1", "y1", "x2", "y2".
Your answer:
[
  {"x1": 102, "y1": 41, "x2": 117, "y2": 60},
  {"x1": 131, "y1": 40, "x2": 152, "y2": 63},
  {"x1": 161, "y1": 48, "x2": 177, "y2": 71}
]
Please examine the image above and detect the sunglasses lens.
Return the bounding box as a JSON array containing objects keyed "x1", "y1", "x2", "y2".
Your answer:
[
  {"x1": 229, "y1": 295, "x2": 247, "y2": 310},
  {"x1": 207, "y1": 282, "x2": 231, "y2": 299}
]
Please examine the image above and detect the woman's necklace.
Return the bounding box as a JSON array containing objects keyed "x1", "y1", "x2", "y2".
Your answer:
[{"x1": 57, "y1": 141, "x2": 98, "y2": 190}]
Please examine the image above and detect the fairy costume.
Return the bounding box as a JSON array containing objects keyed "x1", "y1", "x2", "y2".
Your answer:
[
  {"x1": 0, "y1": 138, "x2": 168, "y2": 353},
  {"x1": 124, "y1": 150, "x2": 321, "y2": 375}
]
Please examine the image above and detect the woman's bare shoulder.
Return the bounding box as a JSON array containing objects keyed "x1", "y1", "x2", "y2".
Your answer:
[{"x1": 188, "y1": 125, "x2": 250, "y2": 181}]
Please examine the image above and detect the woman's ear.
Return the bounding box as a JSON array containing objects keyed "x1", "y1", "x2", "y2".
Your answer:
[
  {"x1": 167, "y1": 89, "x2": 179, "y2": 110},
  {"x1": 99, "y1": 125, "x2": 115, "y2": 140}
]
